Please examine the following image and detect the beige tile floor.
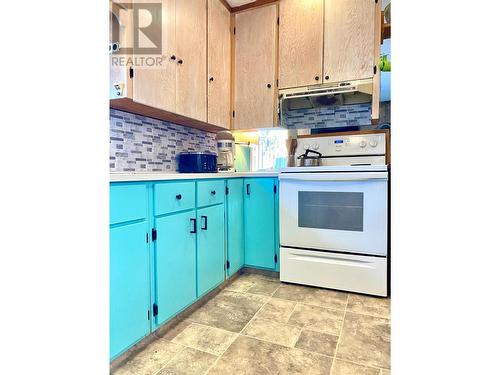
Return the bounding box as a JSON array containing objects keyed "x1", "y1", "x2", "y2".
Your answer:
[{"x1": 112, "y1": 273, "x2": 390, "y2": 375}]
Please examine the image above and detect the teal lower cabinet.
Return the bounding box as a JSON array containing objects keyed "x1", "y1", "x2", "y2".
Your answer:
[
  {"x1": 110, "y1": 176, "x2": 279, "y2": 361},
  {"x1": 154, "y1": 210, "x2": 197, "y2": 327},
  {"x1": 243, "y1": 178, "x2": 277, "y2": 270},
  {"x1": 110, "y1": 183, "x2": 151, "y2": 360},
  {"x1": 226, "y1": 179, "x2": 244, "y2": 277},
  {"x1": 274, "y1": 178, "x2": 280, "y2": 272},
  {"x1": 197, "y1": 204, "x2": 225, "y2": 296}
]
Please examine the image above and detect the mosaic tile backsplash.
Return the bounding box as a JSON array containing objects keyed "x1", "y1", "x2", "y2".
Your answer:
[
  {"x1": 110, "y1": 109, "x2": 216, "y2": 172},
  {"x1": 281, "y1": 103, "x2": 372, "y2": 129}
]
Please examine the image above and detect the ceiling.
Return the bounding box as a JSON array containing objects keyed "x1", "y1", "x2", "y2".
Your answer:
[{"x1": 226, "y1": 0, "x2": 255, "y2": 7}]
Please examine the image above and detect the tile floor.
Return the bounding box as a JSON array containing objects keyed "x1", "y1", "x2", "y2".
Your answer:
[{"x1": 112, "y1": 272, "x2": 390, "y2": 375}]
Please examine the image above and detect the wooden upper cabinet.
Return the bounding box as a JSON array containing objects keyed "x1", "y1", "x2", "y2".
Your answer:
[
  {"x1": 133, "y1": 0, "x2": 176, "y2": 112},
  {"x1": 278, "y1": 0, "x2": 324, "y2": 89},
  {"x1": 324, "y1": 0, "x2": 375, "y2": 82},
  {"x1": 234, "y1": 4, "x2": 278, "y2": 130},
  {"x1": 208, "y1": 0, "x2": 231, "y2": 129},
  {"x1": 109, "y1": 2, "x2": 134, "y2": 99},
  {"x1": 175, "y1": 0, "x2": 207, "y2": 122}
]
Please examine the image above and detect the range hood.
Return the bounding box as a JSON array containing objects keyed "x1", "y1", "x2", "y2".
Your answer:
[{"x1": 279, "y1": 78, "x2": 373, "y2": 126}]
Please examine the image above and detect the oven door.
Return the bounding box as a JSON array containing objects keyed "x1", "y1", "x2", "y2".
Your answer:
[{"x1": 279, "y1": 171, "x2": 388, "y2": 256}]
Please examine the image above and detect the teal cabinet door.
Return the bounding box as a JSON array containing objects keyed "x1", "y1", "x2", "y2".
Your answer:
[
  {"x1": 274, "y1": 178, "x2": 280, "y2": 272},
  {"x1": 243, "y1": 178, "x2": 276, "y2": 269},
  {"x1": 226, "y1": 179, "x2": 244, "y2": 277},
  {"x1": 197, "y1": 204, "x2": 225, "y2": 296},
  {"x1": 154, "y1": 210, "x2": 197, "y2": 327},
  {"x1": 110, "y1": 221, "x2": 150, "y2": 359}
]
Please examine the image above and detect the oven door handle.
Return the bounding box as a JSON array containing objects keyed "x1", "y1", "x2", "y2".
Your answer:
[{"x1": 278, "y1": 172, "x2": 388, "y2": 182}]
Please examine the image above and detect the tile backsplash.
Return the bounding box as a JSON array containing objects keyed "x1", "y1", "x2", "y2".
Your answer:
[
  {"x1": 281, "y1": 103, "x2": 372, "y2": 129},
  {"x1": 110, "y1": 109, "x2": 216, "y2": 172}
]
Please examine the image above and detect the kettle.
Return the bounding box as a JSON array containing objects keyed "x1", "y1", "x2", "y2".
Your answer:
[{"x1": 297, "y1": 149, "x2": 322, "y2": 167}]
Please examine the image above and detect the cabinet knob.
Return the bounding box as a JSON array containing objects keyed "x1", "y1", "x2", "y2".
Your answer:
[
  {"x1": 177, "y1": 59, "x2": 183, "y2": 64},
  {"x1": 209, "y1": 77, "x2": 214, "y2": 82},
  {"x1": 170, "y1": 55, "x2": 176, "y2": 60},
  {"x1": 267, "y1": 83, "x2": 272, "y2": 88},
  {"x1": 211, "y1": 190, "x2": 216, "y2": 195},
  {"x1": 176, "y1": 194, "x2": 182, "y2": 200},
  {"x1": 325, "y1": 75, "x2": 330, "y2": 80},
  {"x1": 315, "y1": 76, "x2": 320, "y2": 81}
]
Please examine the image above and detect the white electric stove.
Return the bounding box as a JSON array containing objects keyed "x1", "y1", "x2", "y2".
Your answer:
[{"x1": 279, "y1": 132, "x2": 389, "y2": 296}]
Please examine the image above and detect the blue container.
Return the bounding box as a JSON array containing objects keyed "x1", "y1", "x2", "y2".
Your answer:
[{"x1": 178, "y1": 152, "x2": 217, "y2": 173}]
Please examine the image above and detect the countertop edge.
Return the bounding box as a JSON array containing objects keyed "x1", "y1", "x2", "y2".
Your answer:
[{"x1": 110, "y1": 171, "x2": 280, "y2": 182}]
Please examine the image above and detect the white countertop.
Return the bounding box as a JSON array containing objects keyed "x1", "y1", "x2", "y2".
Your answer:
[{"x1": 110, "y1": 171, "x2": 281, "y2": 182}]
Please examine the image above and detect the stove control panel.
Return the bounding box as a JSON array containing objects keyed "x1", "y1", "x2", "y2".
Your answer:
[{"x1": 297, "y1": 133, "x2": 386, "y2": 157}]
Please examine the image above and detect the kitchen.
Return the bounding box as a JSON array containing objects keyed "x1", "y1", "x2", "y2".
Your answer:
[
  {"x1": 109, "y1": 0, "x2": 391, "y2": 374},
  {"x1": 4, "y1": 1, "x2": 499, "y2": 374}
]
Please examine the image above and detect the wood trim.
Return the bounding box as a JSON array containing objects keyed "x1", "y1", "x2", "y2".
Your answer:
[
  {"x1": 381, "y1": 11, "x2": 391, "y2": 40},
  {"x1": 218, "y1": 0, "x2": 232, "y2": 12},
  {"x1": 298, "y1": 129, "x2": 390, "y2": 164},
  {"x1": 230, "y1": 13, "x2": 236, "y2": 129},
  {"x1": 273, "y1": 0, "x2": 279, "y2": 127},
  {"x1": 298, "y1": 129, "x2": 389, "y2": 138},
  {"x1": 232, "y1": 0, "x2": 278, "y2": 13},
  {"x1": 371, "y1": 1, "x2": 381, "y2": 121},
  {"x1": 110, "y1": 98, "x2": 227, "y2": 133}
]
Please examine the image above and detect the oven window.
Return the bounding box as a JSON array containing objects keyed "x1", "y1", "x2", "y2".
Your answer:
[{"x1": 298, "y1": 191, "x2": 363, "y2": 231}]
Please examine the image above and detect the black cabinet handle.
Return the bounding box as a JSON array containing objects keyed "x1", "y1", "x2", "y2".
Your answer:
[
  {"x1": 325, "y1": 75, "x2": 330, "y2": 80},
  {"x1": 170, "y1": 55, "x2": 176, "y2": 60},
  {"x1": 177, "y1": 59, "x2": 183, "y2": 64},
  {"x1": 211, "y1": 190, "x2": 216, "y2": 195},
  {"x1": 209, "y1": 77, "x2": 214, "y2": 82},
  {"x1": 267, "y1": 83, "x2": 272, "y2": 88},
  {"x1": 315, "y1": 76, "x2": 320, "y2": 81},
  {"x1": 246, "y1": 184, "x2": 250, "y2": 195},
  {"x1": 176, "y1": 194, "x2": 182, "y2": 200},
  {"x1": 190, "y1": 218, "x2": 196, "y2": 234},
  {"x1": 201, "y1": 215, "x2": 208, "y2": 230}
]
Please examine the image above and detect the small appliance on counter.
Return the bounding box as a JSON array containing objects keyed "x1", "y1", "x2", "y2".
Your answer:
[
  {"x1": 216, "y1": 131, "x2": 235, "y2": 172},
  {"x1": 178, "y1": 152, "x2": 217, "y2": 173}
]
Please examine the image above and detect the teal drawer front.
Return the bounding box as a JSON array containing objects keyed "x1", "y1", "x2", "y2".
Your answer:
[
  {"x1": 154, "y1": 181, "x2": 196, "y2": 215},
  {"x1": 110, "y1": 183, "x2": 148, "y2": 225},
  {"x1": 197, "y1": 180, "x2": 225, "y2": 207}
]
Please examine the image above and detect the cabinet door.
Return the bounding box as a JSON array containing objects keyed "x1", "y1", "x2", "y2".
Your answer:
[
  {"x1": 133, "y1": 0, "x2": 176, "y2": 112},
  {"x1": 226, "y1": 179, "x2": 244, "y2": 276},
  {"x1": 324, "y1": 0, "x2": 375, "y2": 82},
  {"x1": 197, "y1": 204, "x2": 225, "y2": 296},
  {"x1": 110, "y1": 222, "x2": 150, "y2": 359},
  {"x1": 208, "y1": 0, "x2": 231, "y2": 128},
  {"x1": 176, "y1": 0, "x2": 207, "y2": 122},
  {"x1": 278, "y1": 0, "x2": 324, "y2": 88},
  {"x1": 234, "y1": 4, "x2": 277, "y2": 130},
  {"x1": 155, "y1": 210, "x2": 197, "y2": 326},
  {"x1": 243, "y1": 178, "x2": 276, "y2": 269}
]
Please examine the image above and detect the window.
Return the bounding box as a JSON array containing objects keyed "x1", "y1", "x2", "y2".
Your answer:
[{"x1": 257, "y1": 129, "x2": 288, "y2": 170}]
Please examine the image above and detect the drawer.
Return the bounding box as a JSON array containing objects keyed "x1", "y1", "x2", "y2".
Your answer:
[
  {"x1": 110, "y1": 183, "x2": 148, "y2": 225},
  {"x1": 280, "y1": 247, "x2": 387, "y2": 297},
  {"x1": 154, "y1": 181, "x2": 195, "y2": 215},
  {"x1": 197, "y1": 180, "x2": 225, "y2": 207}
]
